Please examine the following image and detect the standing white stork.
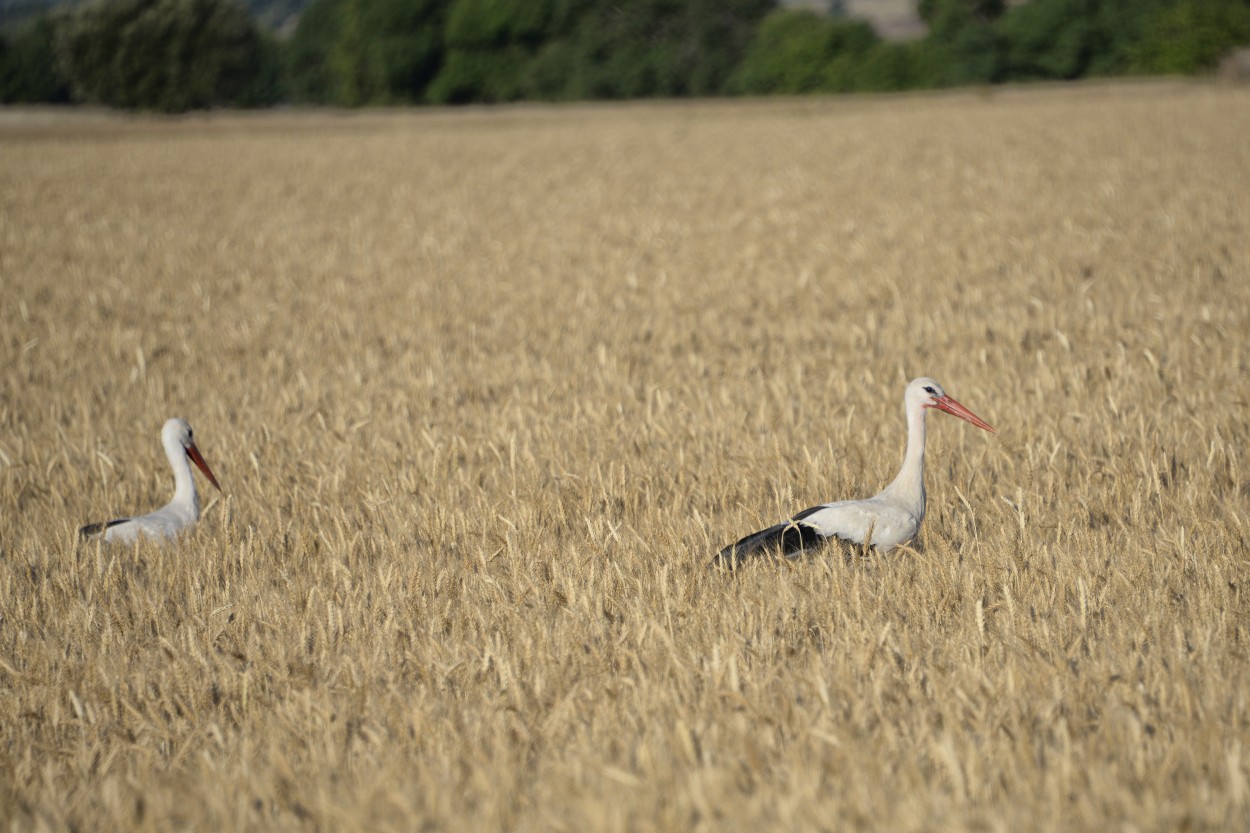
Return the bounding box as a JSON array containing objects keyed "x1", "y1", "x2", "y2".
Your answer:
[
  {"x1": 713, "y1": 377, "x2": 995, "y2": 567},
  {"x1": 80, "y1": 418, "x2": 221, "y2": 544}
]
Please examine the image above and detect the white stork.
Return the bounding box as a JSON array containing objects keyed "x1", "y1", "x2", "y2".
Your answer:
[
  {"x1": 713, "y1": 377, "x2": 995, "y2": 567},
  {"x1": 80, "y1": 418, "x2": 221, "y2": 544}
]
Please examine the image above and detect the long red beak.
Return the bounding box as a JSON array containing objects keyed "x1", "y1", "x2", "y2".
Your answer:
[
  {"x1": 932, "y1": 395, "x2": 996, "y2": 433},
  {"x1": 186, "y1": 443, "x2": 222, "y2": 490}
]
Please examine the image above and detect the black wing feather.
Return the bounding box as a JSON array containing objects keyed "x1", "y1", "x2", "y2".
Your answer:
[
  {"x1": 79, "y1": 517, "x2": 130, "y2": 538},
  {"x1": 711, "y1": 505, "x2": 829, "y2": 568}
]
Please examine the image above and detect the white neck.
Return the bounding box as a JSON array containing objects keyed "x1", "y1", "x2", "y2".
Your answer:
[
  {"x1": 879, "y1": 399, "x2": 927, "y2": 519},
  {"x1": 163, "y1": 434, "x2": 201, "y2": 519}
]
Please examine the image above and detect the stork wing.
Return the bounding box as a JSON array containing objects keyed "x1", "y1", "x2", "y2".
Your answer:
[
  {"x1": 79, "y1": 517, "x2": 131, "y2": 539},
  {"x1": 711, "y1": 505, "x2": 852, "y2": 567},
  {"x1": 797, "y1": 498, "x2": 920, "y2": 550}
]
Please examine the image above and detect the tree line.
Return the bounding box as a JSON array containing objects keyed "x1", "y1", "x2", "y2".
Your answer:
[{"x1": 2, "y1": 0, "x2": 1249, "y2": 112}]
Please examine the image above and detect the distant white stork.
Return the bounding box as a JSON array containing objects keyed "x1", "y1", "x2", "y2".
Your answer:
[
  {"x1": 713, "y1": 377, "x2": 995, "y2": 567},
  {"x1": 80, "y1": 418, "x2": 221, "y2": 544}
]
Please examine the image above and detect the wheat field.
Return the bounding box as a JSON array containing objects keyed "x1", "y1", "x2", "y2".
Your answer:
[{"x1": 1, "y1": 82, "x2": 1248, "y2": 832}]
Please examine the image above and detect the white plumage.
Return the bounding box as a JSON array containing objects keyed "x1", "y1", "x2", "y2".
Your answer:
[
  {"x1": 80, "y1": 418, "x2": 221, "y2": 544},
  {"x1": 714, "y1": 377, "x2": 995, "y2": 566}
]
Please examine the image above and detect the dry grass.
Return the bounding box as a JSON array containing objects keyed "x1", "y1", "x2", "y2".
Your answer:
[{"x1": 1, "y1": 82, "x2": 1249, "y2": 832}]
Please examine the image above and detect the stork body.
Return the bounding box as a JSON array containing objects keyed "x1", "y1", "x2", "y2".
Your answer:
[
  {"x1": 713, "y1": 378, "x2": 994, "y2": 567},
  {"x1": 80, "y1": 418, "x2": 221, "y2": 544}
]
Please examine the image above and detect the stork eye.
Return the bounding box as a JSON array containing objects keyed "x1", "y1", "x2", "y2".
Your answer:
[{"x1": 923, "y1": 386, "x2": 937, "y2": 395}]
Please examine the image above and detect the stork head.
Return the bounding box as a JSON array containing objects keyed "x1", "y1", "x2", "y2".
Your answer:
[
  {"x1": 162, "y1": 418, "x2": 221, "y2": 490},
  {"x1": 907, "y1": 377, "x2": 996, "y2": 433}
]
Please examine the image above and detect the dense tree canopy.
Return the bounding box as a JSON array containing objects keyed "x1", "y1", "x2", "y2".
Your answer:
[
  {"x1": 2, "y1": 0, "x2": 1249, "y2": 109},
  {"x1": 733, "y1": 9, "x2": 879, "y2": 94},
  {"x1": 51, "y1": 0, "x2": 269, "y2": 111},
  {"x1": 1130, "y1": 0, "x2": 1250, "y2": 72},
  {"x1": 0, "y1": 14, "x2": 70, "y2": 102}
]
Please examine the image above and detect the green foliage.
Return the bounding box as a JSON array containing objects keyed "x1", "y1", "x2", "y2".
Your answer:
[
  {"x1": 237, "y1": 25, "x2": 283, "y2": 105},
  {"x1": 553, "y1": 0, "x2": 773, "y2": 100},
  {"x1": 995, "y1": 0, "x2": 1100, "y2": 80},
  {"x1": 732, "y1": 9, "x2": 878, "y2": 94},
  {"x1": 1130, "y1": 0, "x2": 1250, "y2": 73},
  {"x1": 921, "y1": 0, "x2": 1006, "y2": 38},
  {"x1": 284, "y1": 0, "x2": 446, "y2": 105},
  {"x1": 0, "y1": 13, "x2": 71, "y2": 103},
  {"x1": 853, "y1": 41, "x2": 928, "y2": 92},
  {"x1": 326, "y1": 0, "x2": 377, "y2": 105},
  {"x1": 941, "y1": 16, "x2": 1006, "y2": 83},
  {"x1": 365, "y1": 0, "x2": 447, "y2": 98},
  {"x1": 895, "y1": 0, "x2": 1010, "y2": 88},
  {"x1": 281, "y1": 0, "x2": 336, "y2": 102},
  {"x1": 427, "y1": 43, "x2": 530, "y2": 103},
  {"x1": 733, "y1": 10, "x2": 844, "y2": 94},
  {"x1": 443, "y1": 0, "x2": 557, "y2": 47},
  {"x1": 54, "y1": 0, "x2": 265, "y2": 111},
  {"x1": 433, "y1": 0, "x2": 740, "y2": 102},
  {"x1": 522, "y1": 38, "x2": 580, "y2": 100},
  {"x1": 427, "y1": 0, "x2": 562, "y2": 103},
  {"x1": 9, "y1": 0, "x2": 1250, "y2": 109},
  {"x1": 1082, "y1": 0, "x2": 1175, "y2": 73}
]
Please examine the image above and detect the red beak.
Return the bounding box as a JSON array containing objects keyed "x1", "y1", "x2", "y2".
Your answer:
[
  {"x1": 932, "y1": 395, "x2": 996, "y2": 433},
  {"x1": 186, "y1": 443, "x2": 222, "y2": 490}
]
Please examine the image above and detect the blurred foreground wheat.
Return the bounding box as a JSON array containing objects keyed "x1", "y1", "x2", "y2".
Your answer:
[{"x1": 1, "y1": 83, "x2": 1248, "y2": 831}]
